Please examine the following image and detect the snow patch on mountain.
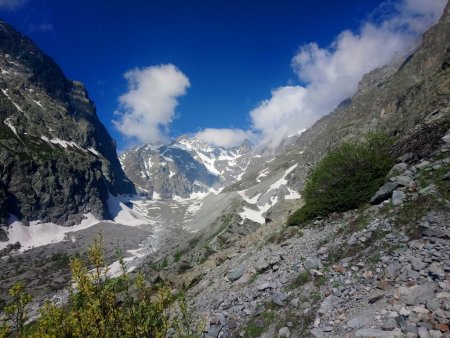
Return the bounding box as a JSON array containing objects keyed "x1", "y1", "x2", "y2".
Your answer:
[
  {"x1": 256, "y1": 168, "x2": 269, "y2": 182},
  {"x1": 107, "y1": 194, "x2": 153, "y2": 226},
  {"x1": 269, "y1": 164, "x2": 297, "y2": 190},
  {"x1": 2, "y1": 88, "x2": 23, "y2": 112},
  {"x1": 4, "y1": 118, "x2": 18, "y2": 137},
  {"x1": 238, "y1": 164, "x2": 300, "y2": 223},
  {"x1": 0, "y1": 213, "x2": 99, "y2": 252},
  {"x1": 120, "y1": 135, "x2": 253, "y2": 199}
]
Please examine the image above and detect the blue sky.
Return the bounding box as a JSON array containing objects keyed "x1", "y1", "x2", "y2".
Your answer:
[{"x1": 0, "y1": 0, "x2": 446, "y2": 149}]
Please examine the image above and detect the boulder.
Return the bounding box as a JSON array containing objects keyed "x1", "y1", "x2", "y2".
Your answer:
[
  {"x1": 370, "y1": 182, "x2": 399, "y2": 204},
  {"x1": 227, "y1": 265, "x2": 246, "y2": 281},
  {"x1": 272, "y1": 291, "x2": 288, "y2": 307},
  {"x1": 385, "y1": 261, "x2": 402, "y2": 279},
  {"x1": 278, "y1": 327, "x2": 290, "y2": 337},
  {"x1": 397, "y1": 282, "x2": 437, "y2": 305},
  {"x1": 390, "y1": 175, "x2": 413, "y2": 187},
  {"x1": 304, "y1": 256, "x2": 321, "y2": 270},
  {"x1": 391, "y1": 190, "x2": 406, "y2": 206},
  {"x1": 255, "y1": 259, "x2": 270, "y2": 273}
]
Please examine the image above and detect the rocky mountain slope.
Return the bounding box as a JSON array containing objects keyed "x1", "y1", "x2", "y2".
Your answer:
[
  {"x1": 120, "y1": 135, "x2": 253, "y2": 199},
  {"x1": 131, "y1": 3, "x2": 450, "y2": 337},
  {"x1": 181, "y1": 141, "x2": 450, "y2": 338},
  {"x1": 0, "y1": 21, "x2": 135, "y2": 232}
]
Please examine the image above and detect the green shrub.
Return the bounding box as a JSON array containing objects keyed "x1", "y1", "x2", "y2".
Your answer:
[
  {"x1": 289, "y1": 271, "x2": 311, "y2": 289},
  {"x1": 173, "y1": 250, "x2": 182, "y2": 263},
  {"x1": 287, "y1": 133, "x2": 394, "y2": 226},
  {"x1": 0, "y1": 235, "x2": 197, "y2": 338}
]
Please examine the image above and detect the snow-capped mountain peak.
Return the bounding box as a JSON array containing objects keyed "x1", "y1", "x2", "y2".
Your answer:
[{"x1": 120, "y1": 135, "x2": 253, "y2": 199}]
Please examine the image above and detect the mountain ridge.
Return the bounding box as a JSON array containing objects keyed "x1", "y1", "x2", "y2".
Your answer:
[
  {"x1": 0, "y1": 20, "x2": 135, "y2": 231},
  {"x1": 120, "y1": 135, "x2": 253, "y2": 199}
]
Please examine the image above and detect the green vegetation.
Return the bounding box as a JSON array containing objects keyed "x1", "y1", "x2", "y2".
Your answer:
[
  {"x1": 0, "y1": 235, "x2": 196, "y2": 338},
  {"x1": 289, "y1": 271, "x2": 311, "y2": 289},
  {"x1": 332, "y1": 281, "x2": 341, "y2": 288},
  {"x1": 287, "y1": 133, "x2": 394, "y2": 226},
  {"x1": 368, "y1": 254, "x2": 380, "y2": 265},
  {"x1": 173, "y1": 250, "x2": 182, "y2": 263},
  {"x1": 248, "y1": 272, "x2": 259, "y2": 285},
  {"x1": 314, "y1": 275, "x2": 326, "y2": 287},
  {"x1": 50, "y1": 252, "x2": 71, "y2": 269},
  {"x1": 0, "y1": 282, "x2": 32, "y2": 338},
  {"x1": 161, "y1": 256, "x2": 169, "y2": 269},
  {"x1": 244, "y1": 310, "x2": 276, "y2": 337}
]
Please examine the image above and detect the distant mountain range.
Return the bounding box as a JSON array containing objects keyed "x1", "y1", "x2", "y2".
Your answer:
[{"x1": 119, "y1": 135, "x2": 253, "y2": 199}]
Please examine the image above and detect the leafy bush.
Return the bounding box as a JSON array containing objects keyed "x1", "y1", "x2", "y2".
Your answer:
[
  {"x1": 287, "y1": 133, "x2": 394, "y2": 226},
  {"x1": 0, "y1": 235, "x2": 196, "y2": 338}
]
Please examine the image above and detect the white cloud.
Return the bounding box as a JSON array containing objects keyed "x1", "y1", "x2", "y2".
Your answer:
[
  {"x1": 195, "y1": 128, "x2": 254, "y2": 148},
  {"x1": 250, "y1": 0, "x2": 446, "y2": 149},
  {"x1": 0, "y1": 0, "x2": 28, "y2": 10},
  {"x1": 113, "y1": 64, "x2": 190, "y2": 145}
]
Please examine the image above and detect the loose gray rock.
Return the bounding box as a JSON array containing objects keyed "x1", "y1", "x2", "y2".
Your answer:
[
  {"x1": 277, "y1": 327, "x2": 290, "y2": 337},
  {"x1": 398, "y1": 282, "x2": 437, "y2": 305},
  {"x1": 385, "y1": 261, "x2": 402, "y2": 279},
  {"x1": 370, "y1": 182, "x2": 399, "y2": 205},
  {"x1": 348, "y1": 312, "x2": 376, "y2": 329},
  {"x1": 318, "y1": 295, "x2": 341, "y2": 314},
  {"x1": 207, "y1": 324, "x2": 222, "y2": 338},
  {"x1": 272, "y1": 291, "x2": 288, "y2": 307},
  {"x1": 304, "y1": 256, "x2": 320, "y2": 270},
  {"x1": 426, "y1": 298, "x2": 440, "y2": 311},
  {"x1": 227, "y1": 265, "x2": 246, "y2": 281},
  {"x1": 405, "y1": 322, "x2": 418, "y2": 335},
  {"x1": 388, "y1": 163, "x2": 408, "y2": 176},
  {"x1": 256, "y1": 282, "x2": 272, "y2": 291},
  {"x1": 391, "y1": 175, "x2": 413, "y2": 187},
  {"x1": 310, "y1": 328, "x2": 324, "y2": 338},
  {"x1": 409, "y1": 256, "x2": 427, "y2": 271},
  {"x1": 391, "y1": 190, "x2": 406, "y2": 206},
  {"x1": 418, "y1": 326, "x2": 430, "y2": 338},
  {"x1": 415, "y1": 161, "x2": 430, "y2": 169},
  {"x1": 255, "y1": 259, "x2": 270, "y2": 273},
  {"x1": 428, "y1": 263, "x2": 445, "y2": 279},
  {"x1": 382, "y1": 318, "x2": 398, "y2": 331}
]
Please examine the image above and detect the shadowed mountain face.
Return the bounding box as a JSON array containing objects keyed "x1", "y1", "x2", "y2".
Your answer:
[{"x1": 0, "y1": 21, "x2": 135, "y2": 228}]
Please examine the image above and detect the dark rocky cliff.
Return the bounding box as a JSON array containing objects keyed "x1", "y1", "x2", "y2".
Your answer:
[{"x1": 0, "y1": 20, "x2": 135, "y2": 228}]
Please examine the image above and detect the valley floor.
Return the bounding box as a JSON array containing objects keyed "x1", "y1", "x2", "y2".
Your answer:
[{"x1": 1, "y1": 140, "x2": 449, "y2": 338}]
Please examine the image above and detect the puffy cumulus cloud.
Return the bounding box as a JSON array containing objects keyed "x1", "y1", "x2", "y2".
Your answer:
[
  {"x1": 0, "y1": 0, "x2": 28, "y2": 10},
  {"x1": 113, "y1": 64, "x2": 190, "y2": 145},
  {"x1": 195, "y1": 128, "x2": 254, "y2": 148},
  {"x1": 250, "y1": 86, "x2": 308, "y2": 149},
  {"x1": 250, "y1": 0, "x2": 446, "y2": 149}
]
